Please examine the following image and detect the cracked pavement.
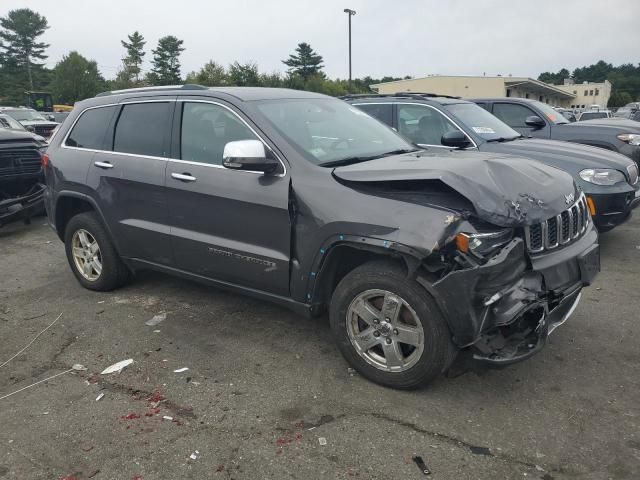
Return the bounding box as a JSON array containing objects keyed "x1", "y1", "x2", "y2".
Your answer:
[{"x1": 0, "y1": 218, "x2": 639, "y2": 479}]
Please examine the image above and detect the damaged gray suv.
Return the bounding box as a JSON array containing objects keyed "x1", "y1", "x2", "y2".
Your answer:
[{"x1": 44, "y1": 86, "x2": 600, "y2": 389}]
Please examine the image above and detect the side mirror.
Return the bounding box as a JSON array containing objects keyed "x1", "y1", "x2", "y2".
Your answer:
[
  {"x1": 222, "y1": 139, "x2": 280, "y2": 174},
  {"x1": 441, "y1": 131, "x2": 472, "y2": 149},
  {"x1": 525, "y1": 115, "x2": 546, "y2": 128},
  {"x1": 25, "y1": 125, "x2": 36, "y2": 133}
]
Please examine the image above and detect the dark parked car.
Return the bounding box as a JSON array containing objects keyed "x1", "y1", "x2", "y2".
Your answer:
[
  {"x1": 613, "y1": 102, "x2": 640, "y2": 120},
  {"x1": 469, "y1": 98, "x2": 640, "y2": 167},
  {"x1": 344, "y1": 93, "x2": 639, "y2": 232},
  {"x1": 0, "y1": 107, "x2": 59, "y2": 139},
  {"x1": 0, "y1": 128, "x2": 47, "y2": 227},
  {"x1": 44, "y1": 86, "x2": 599, "y2": 389},
  {"x1": 555, "y1": 108, "x2": 577, "y2": 122}
]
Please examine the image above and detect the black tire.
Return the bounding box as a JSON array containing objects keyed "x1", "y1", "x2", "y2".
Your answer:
[
  {"x1": 330, "y1": 261, "x2": 455, "y2": 389},
  {"x1": 64, "y1": 212, "x2": 130, "y2": 291}
]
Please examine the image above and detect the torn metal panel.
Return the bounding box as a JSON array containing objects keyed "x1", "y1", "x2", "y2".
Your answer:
[{"x1": 333, "y1": 150, "x2": 578, "y2": 227}]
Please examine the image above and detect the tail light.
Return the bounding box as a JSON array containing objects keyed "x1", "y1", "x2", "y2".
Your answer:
[{"x1": 41, "y1": 153, "x2": 50, "y2": 168}]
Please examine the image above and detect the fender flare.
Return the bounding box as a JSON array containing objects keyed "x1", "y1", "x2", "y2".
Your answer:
[
  {"x1": 54, "y1": 190, "x2": 122, "y2": 254},
  {"x1": 305, "y1": 234, "x2": 428, "y2": 304}
]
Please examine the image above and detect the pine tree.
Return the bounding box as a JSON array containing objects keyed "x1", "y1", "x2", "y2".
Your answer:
[
  {"x1": 150, "y1": 35, "x2": 184, "y2": 85},
  {"x1": 0, "y1": 8, "x2": 49, "y2": 90},
  {"x1": 282, "y1": 43, "x2": 324, "y2": 80},
  {"x1": 120, "y1": 31, "x2": 146, "y2": 85}
]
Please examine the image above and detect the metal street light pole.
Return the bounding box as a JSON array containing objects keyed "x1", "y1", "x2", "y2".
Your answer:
[{"x1": 344, "y1": 8, "x2": 356, "y2": 91}]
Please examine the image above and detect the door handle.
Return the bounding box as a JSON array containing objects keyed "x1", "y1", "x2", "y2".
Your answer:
[
  {"x1": 171, "y1": 172, "x2": 197, "y2": 182},
  {"x1": 94, "y1": 161, "x2": 114, "y2": 169}
]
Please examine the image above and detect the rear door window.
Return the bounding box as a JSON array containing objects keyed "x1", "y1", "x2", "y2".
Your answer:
[
  {"x1": 492, "y1": 103, "x2": 538, "y2": 128},
  {"x1": 113, "y1": 102, "x2": 171, "y2": 157},
  {"x1": 354, "y1": 103, "x2": 393, "y2": 126},
  {"x1": 65, "y1": 106, "x2": 117, "y2": 149},
  {"x1": 397, "y1": 104, "x2": 460, "y2": 146}
]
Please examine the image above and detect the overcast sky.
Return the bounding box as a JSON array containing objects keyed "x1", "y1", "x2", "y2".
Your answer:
[{"x1": 2, "y1": 0, "x2": 639, "y2": 80}]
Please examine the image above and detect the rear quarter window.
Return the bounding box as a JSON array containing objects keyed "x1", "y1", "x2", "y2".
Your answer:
[{"x1": 65, "y1": 106, "x2": 117, "y2": 149}]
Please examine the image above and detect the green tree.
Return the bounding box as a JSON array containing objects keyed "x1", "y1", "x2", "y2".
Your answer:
[
  {"x1": 150, "y1": 35, "x2": 184, "y2": 85},
  {"x1": 538, "y1": 68, "x2": 570, "y2": 85},
  {"x1": 185, "y1": 60, "x2": 228, "y2": 86},
  {"x1": 51, "y1": 51, "x2": 105, "y2": 104},
  {"x1": 117, "y1": 31, "x2": 146, "y2": 86},
  {"x1": 608, "y1": 91, "x2": 633, "y2": 108},
  {"x1": 0, "y1": 8, "x2": 49, "y2": 90},
  {"x1": 228, "y1": 62, "x2": 260, "y2": 86},
  {"x1": 282, "y1": 42, "x2": 324, "y2": 80}
]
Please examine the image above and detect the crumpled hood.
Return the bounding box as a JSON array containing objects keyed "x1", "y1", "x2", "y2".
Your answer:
[
  {"x1": 482, "y1": 138, "x2": 634, "y2": 173},
  {"x1": 333, "y1": 150, "x2": 578, "y2": 227}
]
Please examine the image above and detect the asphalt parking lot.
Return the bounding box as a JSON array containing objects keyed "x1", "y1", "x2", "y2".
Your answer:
[{"x1": 0, "y1": 217, "x2": 639, "y2": 480}]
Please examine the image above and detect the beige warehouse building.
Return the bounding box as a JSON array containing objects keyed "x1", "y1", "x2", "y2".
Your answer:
[
  {"x1": 554, "y1": 79, "x2": 612, "y2": 110},
  {"x1": 371, "y1": 75, "x2": 577, "y2": 107}
]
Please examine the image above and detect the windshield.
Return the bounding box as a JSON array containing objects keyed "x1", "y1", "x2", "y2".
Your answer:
[
  {"x1": 4, "y1": 109, "x2": 47, "y2": 122},
  {"x1": 614, "y1": 108, "x2": 631, "y2": 118},
  {"x1": 444, "y1": 103, "x2": 521, "y2": 141},
  {"x1": 530, "y1": 101, "x2": 569, "y2": 125},
  {"x1": 0, "y1": 115, "x2": 26, "y2": 130},
  {"x1": 254, "y1": 98, "x2": 415, "y2": 166}
]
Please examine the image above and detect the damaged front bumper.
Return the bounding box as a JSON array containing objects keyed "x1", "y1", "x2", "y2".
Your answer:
[
  {"x1": 423, "y1": 226, "x2": 599, "y2": 366},
  {"x1": 0, "y1": 183, "x2": 46, "y2": 227}
]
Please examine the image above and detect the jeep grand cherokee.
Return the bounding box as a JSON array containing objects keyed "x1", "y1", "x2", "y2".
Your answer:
[{"x1": 43, "y1": 85, "x2": 599, "y2": 389}]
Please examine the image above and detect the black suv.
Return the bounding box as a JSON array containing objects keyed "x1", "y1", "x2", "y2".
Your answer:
[
  {"x1": 44, "y1": 86, "x2": 599, "y2": 389},
  {"x1": 1, "y1": 128, "x2": 47, "y2": 227},
  {"x1": 344, "y1": 94, "x2": 639, "y2": 232},
  {"x1": 469, "y1": 98, "x2": 640, "y2": 167}
]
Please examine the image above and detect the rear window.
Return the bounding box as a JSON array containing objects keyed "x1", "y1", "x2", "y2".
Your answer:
[
  {"x1": 65, "y1": 106, "x2": 117, "y2": 149},
  {"x1": 113, "y1": 102, "x2": 171, "y2": 157}
]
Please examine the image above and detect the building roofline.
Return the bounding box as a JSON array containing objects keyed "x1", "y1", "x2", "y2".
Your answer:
[{"x1": 370, "y1": 75, "x2": 575, "y2": 98}]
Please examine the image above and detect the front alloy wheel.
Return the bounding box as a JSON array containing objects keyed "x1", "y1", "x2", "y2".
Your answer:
[
  {"x1": 347, "y1": 289, "x2": 424, "y2": 372},
  {"x1": 330, "y1": 261, "x2": 455, "y2": 389}
]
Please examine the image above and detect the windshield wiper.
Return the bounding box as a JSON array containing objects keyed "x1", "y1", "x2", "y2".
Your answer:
[
  {"x1": 319, "y1": 148, "x2": 418, "y2": 168},
  {"x1": 485, "y1": 136, "x2": 519, "y2": 143}
]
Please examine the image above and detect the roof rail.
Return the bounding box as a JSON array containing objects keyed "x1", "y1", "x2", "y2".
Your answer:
[
  {"x1": 95, "y1": 84, "x2": 208, "y2": 97},
  {"x1": 340, "y1": 92, "x2": 461, "y2": 100}
]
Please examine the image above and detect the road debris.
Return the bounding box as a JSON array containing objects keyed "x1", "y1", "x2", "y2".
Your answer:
[
  {"x1": 145, "y1": 312, "x2": 166, "y2": 326},
  {"x1": 101, "y1": 359, "x2": 134, "y2": 374},
  {"x1": 95, "y1": 393, "x2": 104, "y2": 401},
  {"x1": 0, "y1": 312, "x2": 63, "y2": 369},
  {"x1": 173, "y1": 367, "x2": 189, "y2": 373},
  {"x1": 318, "y1": 437, "x2": 327, "y2": 446},
  {"x1": 412, "y1": 455, "x2": 431, "y2": 475},
  {"x1": 189, "y1": 450, "x2": 199, "y2": 460},
  {"x1": 163, "y1": 416, "x2": 173, "y2": 421},
  {"x1": 0, "y1": 364, "x2": 85, "y2": 401}
]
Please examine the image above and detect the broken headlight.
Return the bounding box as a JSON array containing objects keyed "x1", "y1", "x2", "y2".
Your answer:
[
  {"x1": 456, "y1": 229, "x2": 513, "y2": 259},
  {"x1": 579, "y1": 168, "x2": 626, "y2": 186}
]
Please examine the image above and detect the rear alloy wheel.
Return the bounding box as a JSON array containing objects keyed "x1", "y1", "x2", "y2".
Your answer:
[
  {"x1": 330, "y1": 261, "x2": 455, "y2": 389},
  {"x1": 71, "y1": 229, "x2": 102, "y2": 281},
  {"x1": 64, "y1": 212, "x2": 130, "y2": 291}
]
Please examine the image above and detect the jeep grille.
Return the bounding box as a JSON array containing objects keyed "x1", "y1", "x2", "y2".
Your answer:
[{"x1": 524, "y1": 194, "x2": 590, "y2": 253}]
